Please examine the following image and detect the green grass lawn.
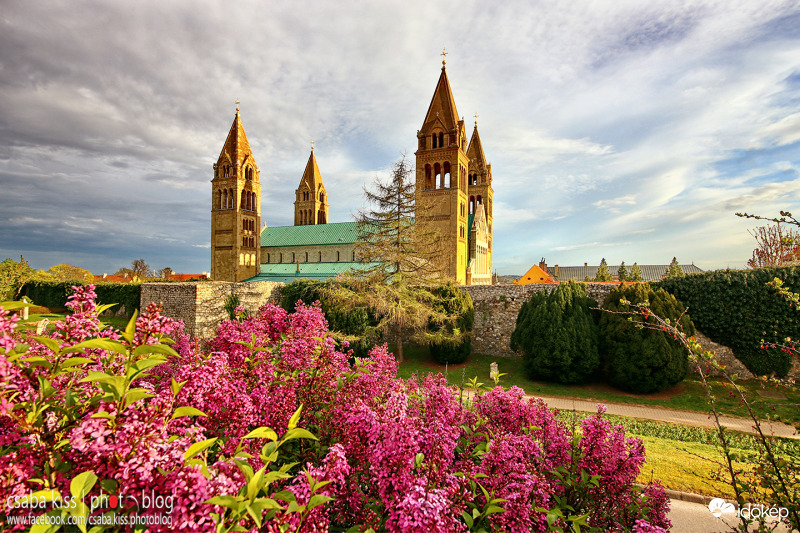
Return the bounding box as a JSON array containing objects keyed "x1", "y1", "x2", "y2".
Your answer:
[{"x1": 394, "y1": 346, "x2": 800, "y2": 429}]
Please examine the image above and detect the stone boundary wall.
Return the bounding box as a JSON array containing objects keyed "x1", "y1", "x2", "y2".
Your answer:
[
  {"x1": 462, "y1": 283, "x2": 616, "y2": 358},
  {"x1": 141, "y1": 281, "x2": 284, "y2": 339}
]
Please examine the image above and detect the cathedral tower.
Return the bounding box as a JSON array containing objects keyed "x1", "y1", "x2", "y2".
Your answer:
[
  {"x1": 467, "y1": 119, "x2": 493, "y2": 278},
  {"x1": 415, "y1": 58, "x2": 470, "y2": 284},
  {"x1": 294, "y1": 148, "x2": 329, "y2": 225},
  {"x1": 211, "y1": 106, "x2": 261, "y2": 281}
]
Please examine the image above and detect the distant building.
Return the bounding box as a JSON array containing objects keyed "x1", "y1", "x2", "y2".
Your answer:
[
  {"x1": 540, "y1": 260, "x2": 702, "y2": 282},
  {"x1": 514, "y1": 258, "x2": 555, "y2": 284}
]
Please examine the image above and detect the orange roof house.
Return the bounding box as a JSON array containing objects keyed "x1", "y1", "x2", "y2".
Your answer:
[{"x1": 514, "y1": 259, "x2": 555, "y2": 284}]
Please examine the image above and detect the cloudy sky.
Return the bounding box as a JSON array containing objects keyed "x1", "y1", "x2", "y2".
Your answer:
[{"x1": 1, "y1": 1, "x2": 799, "y2": 276}]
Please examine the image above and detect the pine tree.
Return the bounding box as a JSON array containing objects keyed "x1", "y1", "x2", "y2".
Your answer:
[
  {"x1": 594, "y1": 258, "x2": 613, "y2": 281},
  {"x1": 664, "y1": 257, "x2": 684, "y2": 278},
  {"x1": 329, "y1": 156, "x2": 457, "y2": 362},
  {"x1": 630, "y1": 262, "x2": 643, "y2": 281},
  {"x1": 617, "y1": 261, "x2": 628, "y2": 282},
  {"x1": 354, "y1": 155, "x2": 446, "y2": 281}
]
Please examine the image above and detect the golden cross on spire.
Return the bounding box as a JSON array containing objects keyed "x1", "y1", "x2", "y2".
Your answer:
[
  {"x1": 310, "y1": 139, "x2": 315, "y2": 152},
  {"x1": 235, "y1": 98, "x2": 240, "y2": 113},
  {"x1": 441, "y1": 47, "x2": 448, "y2": 66},
  {"x1": 473, "y1": 112, "x2": 479, "y2": 126}
]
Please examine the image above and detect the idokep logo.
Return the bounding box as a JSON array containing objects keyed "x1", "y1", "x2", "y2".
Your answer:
[
  {"x1": 708, "y1": 498, "x2": 789, "y2": 521},
  {"x1": 708, "y1": 498, "x2": 736, "y2": 518}
]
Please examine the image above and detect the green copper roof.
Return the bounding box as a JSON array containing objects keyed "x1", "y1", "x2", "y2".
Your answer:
[
  {"x1": 260, "y1": 222, "x2": 359, "y2": 247},
  {"x1": 243, "y1": 261, "x2": 382, "y2": 283}
]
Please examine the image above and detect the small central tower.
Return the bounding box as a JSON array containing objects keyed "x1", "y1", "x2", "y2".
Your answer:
[
  {"x1": 294, "y1": 147, "x2": 329, "y2": 225},
  {"x1": 415, "y1": 56, "x2": 470, "y2": 284},
  {"x1": 211, "y1": 105, "x2": 261, "y2": 281}
]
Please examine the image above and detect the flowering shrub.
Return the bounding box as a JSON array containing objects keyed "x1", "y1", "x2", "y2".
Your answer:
[{"x1": 0, "y1": 289, "x2": 671, "y2": 531}]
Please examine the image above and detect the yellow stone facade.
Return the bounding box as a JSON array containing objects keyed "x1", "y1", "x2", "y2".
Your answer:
[
  {"x1": 294, "y1": 149, "x2": 329, "y2": 225},
  {"x1": 210, "y1": 109, "x2": 262, "y2": 282},
  {"x1": 415, "y1": 63, "x2": 493, "y2": 285}
]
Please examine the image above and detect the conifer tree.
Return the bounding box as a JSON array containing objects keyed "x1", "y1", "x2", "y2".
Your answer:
[
  {"x1": 328, "y1": 156, "x2": 458, "y2": 362},
  {"x1": 510, "y1": 282, "x2": 600, "y2": 384},
  {"x1": 594, "y1": 258, "x2": 613, "y2": 281},
  {"x1": 617, "y1": 261, "x2": 628, "y2": 282},
  {"x1": 630, "y1": 262, "x2": 643, "y2": 281},
  {"x1": 664, "y1": 257, "x2": 684, "y2": 278}
]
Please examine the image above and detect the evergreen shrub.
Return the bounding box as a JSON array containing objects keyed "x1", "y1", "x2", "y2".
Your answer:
[
  {"x1": 600, "y1": 283, "x2": 694, "y2": 393},
  {"x1": 429, "y1": 283, "x2": 474, "y2": 364},
  {"x1": 510, "y1": 281, "x2": 600, "y2": 384},
  {"x1": 22, "y1": 280, "x2": 141, "y2": 315},
  {"x1": 656, "y1": 267, "x2": 800, "y2": 377}
]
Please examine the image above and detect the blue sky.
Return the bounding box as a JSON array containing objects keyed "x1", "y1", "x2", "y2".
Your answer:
[{"x1": 1, "y1": 0, "x2": 799, "y2": 276}]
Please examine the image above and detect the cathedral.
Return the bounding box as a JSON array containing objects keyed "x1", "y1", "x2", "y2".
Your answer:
[{"x1": 210, "y1": 59, "x2": 493, "y2": 285}]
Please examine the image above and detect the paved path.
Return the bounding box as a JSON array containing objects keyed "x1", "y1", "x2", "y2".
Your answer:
[{"x1": 531, "y1": 394, "x2": 799, "y2": 439}]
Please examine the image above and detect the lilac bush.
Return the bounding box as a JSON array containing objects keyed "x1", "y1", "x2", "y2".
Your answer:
[{"x1": 0, "y1": 288, "x2": 671, "y2": 531}]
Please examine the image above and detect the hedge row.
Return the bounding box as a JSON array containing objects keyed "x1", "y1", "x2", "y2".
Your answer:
[
  {"x1": 22, "y1": 280, "x2": 141, "y2": 316},
  {"x1": 655, "y1": 266, "x2": 800, "y2": 377}
]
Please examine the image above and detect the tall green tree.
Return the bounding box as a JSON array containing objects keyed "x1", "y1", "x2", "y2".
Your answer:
[
  {"x1": 0, "y1": 256, "x2": 34, "y2": 300},
  {"x1": 355, "y1": 155, "x2": 446, "y2": 281},
  {"x1": 664, "y1": 257, "x2": 684, "y2": 278},
  {"x1": 594, "y1": 258, "x2": 613, "y2": 281},
  {"x1": 331, "y1": 156, "x2": 458, "y2": 362},
  {"x1": 510, "y1": 282, "x2": 600, "y2": 384},
  {"x1": 617, "y1": 261, "x2": 628, "y2": 282},
  {"x1": 630, "y1": 262, "x2": 643, "y2": 281}
]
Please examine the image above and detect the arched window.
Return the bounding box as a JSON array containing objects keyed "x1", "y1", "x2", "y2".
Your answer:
[
  {"x1": 318, "y1": 209, "x2": 325, "y2": 224},
  {"x1": 469, "y1": 196, "x2": 475, "y2": 215},
  {"x1": 443, "y1": 162, "x2": 451, "y2": 188},
  {"x1": 222, "y1": 190, "x2": 228, "y2": 209},
  {"x1": 425, "y1": 164, "x2": 432, "y2": 189},
  {"x1": 352, "y1": 250, "x2": 356, "y2": 261},
  {"x1": 477, "y1": 195, "x2": 482, "y2": 207},
  {"x1": 432, "y1": 134, "x2": 438, "y2": 149},
  {"x1": 337, "y1": 251, "x2": 340, "y2": 262},
  {"x1": 241, "y1": 190, "x2": 246, "y2": 210},
  {"x1": 267, "y1": 253, "x2": 270, "y2": 263},
  {"x1": 318, "y1": 251, "x2": 322, "y2": 262},
  {"x1": 251, "y1": 254, "x2": 256, "y2": 266},
  {"x1": 320, "y1": 192, "x2": 325, "y2": 203},
  {"x1": 292, "y1": 252, "x2": 295, "y2": 262},
  {"x1": 239, "y1": 253, "x2": 244, "y2": 266},
  {"x1": 305, "y1": 252, "x2": 309, "y2": 262},
  {"x1": 224, "y1": 166, "x2": 230, "y2": 178},
  {"x1": 280, "y1": 253, "x2": 283, "y2": 263},
  {"x1": 438, "y1": 132, "x2": 444, "y2": 147},
  {"x1": 434, "y1": 163, "x2": 442, "y2": 189},
  {"x1": 245, "y1": 254, "x2": 250, "y2": 266},
  {"x1": 229, "y1": 188, "x2": 234, "y2": 209}
]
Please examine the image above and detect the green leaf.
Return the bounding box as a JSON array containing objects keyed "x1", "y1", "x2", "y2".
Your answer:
[
  {"x1": 123, "y1": 389, "x2": 155, "y2": 409},
  {"x1": 307, "y1": 494, "x2": 332, "y2": 510},
  {"x1": 30, "y1": 489, "x2": 61, "y2": 502},
  {"x1": 461, "y1": 510, "x2": 474, "y2": 529},
  {"x1": 245, "y1": 503, "x2": 263, "y2": 528},
  {"x1": 99, "y1": 479, "x2": 118, "y2": 493},
  {"x1": 287, "y1": 404, "x2": 303, "y2": 431},
  {"x1": 127, "y1": 356, "x2": 167, "y2": 380},
  {"x1": 242, "y1": 427, "x2": 279, "y2": 441},
  {"x1": 70, "y1": 470, "x2": 98, "y2": 500},
  {"x1": 91, "y1": 411, "x2": 115, "y2": 420},
  {"x1": 133, "y1": 343, "x2": 179, "y2": 358},
  {"x1": 184, "y1": 438, "x2": 217, "y2": 460},
  {"x1": 65, "y1": 339, "x2": 127, "y2": 356},
  {"x1": 61, "y1": 357, "x2": 94, "y2": 369},
  {"x1": 282, "y1": 427, "x2": 318, "y2": 442},
  {"x1": 171, "y1": 378, "x2": 187, "y2": 397},
  {"x1": 485, "y1": 504, "x2": 505, "y2": 516},
  {"x1": 32, "y1": 336, "x2": 62, "y2": 355},
  {"x1": 122, "y1": 310, "x2": 138, "y2": 343},
  {"x1": 205, "y1": 495, "x2": 241, "y2": 511},
  {"x1": 171, "y1": 406, "x2": 207, "y2": 420}
]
